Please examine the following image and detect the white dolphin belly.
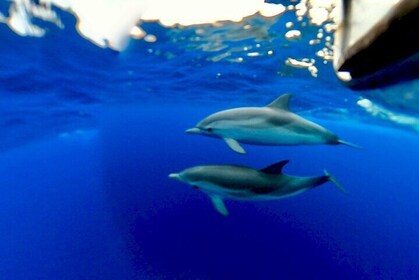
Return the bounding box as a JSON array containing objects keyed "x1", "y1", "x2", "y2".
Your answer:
[{"x1": 220, "y1": 127, "x2": 325, "y2": 145}]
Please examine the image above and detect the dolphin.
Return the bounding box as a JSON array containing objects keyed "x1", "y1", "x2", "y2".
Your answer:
[
  {"x1": 186, "y1": 93, "x2": 359, "y2": 154},
  {"x1": 169, "y1": 160, "x2": 346, "y2": 216}
]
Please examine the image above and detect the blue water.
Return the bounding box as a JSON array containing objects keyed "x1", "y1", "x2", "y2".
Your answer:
[{"x1": 1, "y1": 7, "x2": 419, "y2": 280}]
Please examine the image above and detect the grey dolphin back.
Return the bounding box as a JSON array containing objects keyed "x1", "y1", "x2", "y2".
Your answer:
[
  {"x1": 259, "y1": 160, "x2": 290, "y2": 174},
  {"x1": 267, "y1": 93, "x2": 292, "y2": 111}
]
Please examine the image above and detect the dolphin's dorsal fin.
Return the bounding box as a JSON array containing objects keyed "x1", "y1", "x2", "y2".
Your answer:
[
  {"x1": 267, "y1": 94, "x2": 292, "y2": 111},
  {"x1": 260, "y1": 160, "x2": 290, "y2": 174},
  {"x1": 224, "y1": 138, "x2": 246, "y2": 154},
  {"x1": 210, "y1": 195, "x2": 229, "y2": 216}
]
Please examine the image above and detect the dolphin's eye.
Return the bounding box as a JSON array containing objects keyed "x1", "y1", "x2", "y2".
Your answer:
[{"x1": 207, "y1": 128, "x2": 213, "y2": 132}]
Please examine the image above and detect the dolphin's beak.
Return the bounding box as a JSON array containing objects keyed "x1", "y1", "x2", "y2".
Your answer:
[
  {"x1": 169, "y1": 173, "x2": 181, "y2": 180},
  {"x1": 185, "y1": 127, "x2": 201, "y2": 134}
]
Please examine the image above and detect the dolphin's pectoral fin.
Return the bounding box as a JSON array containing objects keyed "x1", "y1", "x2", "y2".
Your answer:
[
  {"x1": 224, "y1": 138, "x2": 246, "y2": 154},
  {"x1": 260, "y1": 160, "x2": 290, "y2": 174},
  {"x1": 210, "y1": 195, "x2": 229, "y2": 216},
  {"x1": 267, "y1": 93, "x2": 292, "y2": 111}
]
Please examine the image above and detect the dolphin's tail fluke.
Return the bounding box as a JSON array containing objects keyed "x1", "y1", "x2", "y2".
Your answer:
[
  {"x1": 324, "y1": 170, "x2": 348, "y2": 194},
  {"x1": 337, "y1": 139, "x2": 362, "y2": 149}
]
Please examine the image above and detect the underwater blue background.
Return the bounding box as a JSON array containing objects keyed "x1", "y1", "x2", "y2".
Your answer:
[{"x1": 1, "y1": 5, "x2": 419, "y2": 280}]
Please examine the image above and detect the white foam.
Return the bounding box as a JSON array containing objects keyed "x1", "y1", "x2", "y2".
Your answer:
[
  {"x1": 0, "y1": 0, "x2": 338, "y2": 59},
  {"x1": 1, "y1": 0, "x2": 62, "y2": 37},
  {"x1": 285, "y1": 58, "x2": 318, "y2": 77},
  {"x1": 48, "y1": 0, "x2": 150, "y2": 50},
  {"x1": 142, "y1": 0, "x2": 282, "y2": 26},
  {"x1": 357, "y1": 98, "x2": 419, "y2": 131},
  {"x1": 259, "y1": 3, "x2": 286, "y2": 17},
  {"x1": 285, "y1": 30, "x2": 301, "y2": 40},
  {"x1": 1, "y1": 0, "x2": 286, "y2": 50}
]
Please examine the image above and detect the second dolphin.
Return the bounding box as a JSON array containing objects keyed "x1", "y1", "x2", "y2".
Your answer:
[{"x1": 169, "y1": 160, "x2": 345, "y2": 216}]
